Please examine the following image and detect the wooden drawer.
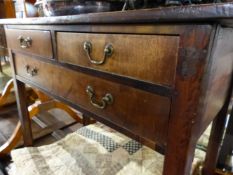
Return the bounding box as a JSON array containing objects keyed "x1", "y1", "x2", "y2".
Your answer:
[
  {"x1": 5, "y1": 29, "x2": 53, "y2": 58},
  {"x1": 57, "y1": 32, "x2": 179, "y2": 86},
  {"x1": 14, "y1": 54, "x2": 171, "y2": 145}
]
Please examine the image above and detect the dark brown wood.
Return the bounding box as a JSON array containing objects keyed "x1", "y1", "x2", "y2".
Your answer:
[
  {"x1": 1, "y1": 3, "x2": 233, "y2": 25},
  {"x1": 13, "y1": 50, "x2": 174, "y2": 97},
  {"x1": 82, "y1": 115, "x2": 91, "y2": 126},
  {"x1": 197, "y1": 27, "x2": 233, "y2": 136},
  {"x1": 0, "y1": 25, "x2": 7, "y2": 57},
  {"x1": 50, "y1": 30, "x2": 57, "y2": 60},
  {"x1": 5, "y1": 29, "x2": 53, "y2": 58},
  {"x1": 163, "y1": 25, "x2": 214, "y2": 175},
  {"x1": 15, "y1": 74, "x2": 165, "y2": 154},
  {"x1": 57, "y1": 32, "x2": 179, "y2": 86},
  {"x1": 1, "y1": 6, "x2": 233, "y2": 175},
  {"x1": 203, "y1": 74, "x2": 233, "y2": 175},
  {"x1": 14, "y1": 53, "x2": 171, "y2": 147},
  {"x1": 8, "y1": 50, "x2": 33, "y2": 146},
  {"x1": 4, "y1": 24, "x2": 193, "y2": 34},
  {"x1": 13, "y1": 80, "x2": 33, "y2": 146},
  {"x1": 203, "y1": 108, "x2": 229, "y2": 175}
]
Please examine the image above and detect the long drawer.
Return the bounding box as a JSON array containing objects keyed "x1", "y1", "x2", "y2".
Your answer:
[
  {"x1": 5, "y1": 29, "x2": 53, "y2": 58},
  {"x1": 57, "y1": 32, "x2": 179, "y2": 86},
  {"x1": 14, "y1": 54, "x2": 171, "y2": 145}
]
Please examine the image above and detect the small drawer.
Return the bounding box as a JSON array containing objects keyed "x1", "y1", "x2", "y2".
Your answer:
[
  {"x1": 5, "y1": 29, "x2": 53, "y2": 58},
  {"x1": 14, "y1": 53, "x2": 171, "y2": 146},
  {"x1": 57, "y1": 32, "x2": 179, "y2": 86}
]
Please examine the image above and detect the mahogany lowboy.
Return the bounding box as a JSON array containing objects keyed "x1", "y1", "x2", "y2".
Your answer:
[{"x1": 1, "y1": 3, "x2": 233, "y2": 175}]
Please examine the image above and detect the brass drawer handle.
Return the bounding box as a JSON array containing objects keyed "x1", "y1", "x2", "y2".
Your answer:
[
  {"x1": 86, "y1": 85, "x2": 113, "y2": 109},
  {"x1": 83, "y1": 41, "x2": 113, "y2": 65},
  {"x1": 17, "y1": 36, "x2": 32, "y2": 49},
  {"x1": 25, "y1": 65, "x2": 38, "y2": 77}
]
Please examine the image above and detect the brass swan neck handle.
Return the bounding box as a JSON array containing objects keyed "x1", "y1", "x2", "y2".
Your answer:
[
  {"x1": 86, "y1": 85, "x2": 113, "y2": 109},
  {"x1": 83, "y1": 41, "x2": 113, "y2": 65}
]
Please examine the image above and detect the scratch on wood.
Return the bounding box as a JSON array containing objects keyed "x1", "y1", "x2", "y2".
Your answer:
[{"x1": 178, "y1": 47, "x2": 207, "y2": 78}]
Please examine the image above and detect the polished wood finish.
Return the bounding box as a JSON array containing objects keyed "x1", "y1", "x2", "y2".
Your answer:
[
  {"x1": 13, "y1": 79, "x2": 33, "y2": 146},
  {"x1": 14, "y1": 53, "x2": 171, "y2": 146},
  {"x1": 198, "y1": 27, "x2": 233, "y2": 135},
  {"x1": 0, "y1": 25, "x2": 7, "y2": 56},
  {"x1": 1, "y1": 3, "x2": 233, "y2": 175},
  {"x1": 57, "y1": 32, "x2": 179, "y2": 86},
  {"x1": 5, "y1": 29, "x2": 53, "y2": 58},
  {"x1": 203, "y1": 108, "x2": 229, "y2": 175},
  {"x1": 163, "y1": 25, "x2": 214, "y2": 175},
  {"x1": 203, "y1": 76, "x2": 233, "y2": 175},
  {"x1": 1, "y1": 3, "x2": 233, "y2": 25}
]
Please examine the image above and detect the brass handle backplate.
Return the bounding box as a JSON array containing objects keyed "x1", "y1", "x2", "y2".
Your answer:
[
  {"x1": 25, "y1": 65, "x2": 38, "y2": 77},
  {"x1": 86, "y1": 85, "x2": 113, "y2": 109},
  {"x1": 83, "y1": 41, "x2": 113, "y2": 65},
  {"x1": 17, "y1": 36, "x2": 32, "y2": 49}
]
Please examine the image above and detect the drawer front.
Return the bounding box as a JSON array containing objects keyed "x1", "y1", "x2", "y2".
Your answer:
[
  {"x1": 5, "y1": 29, "x2": 53, "y2": 58},
  {"x1": 57, "y1": 32, "x2": 179, "y2": 86},
  {"x1": 15, "y1": 54, "x2": 171, "y2": 145}
]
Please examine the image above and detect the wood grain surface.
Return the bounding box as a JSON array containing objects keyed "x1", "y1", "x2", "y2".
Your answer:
[
  {"x1": 57, "y1": 32, "x2": 179, "y2": 86},
  {"x1": 14, "y1": 53, "x2": 171, "y2": 147},
  {"x1": 5, "y1": 29, "x2": 53, "y2": 58},
  {"x1": 1, "y1": 3, "x2": 233, "y2": 25}
]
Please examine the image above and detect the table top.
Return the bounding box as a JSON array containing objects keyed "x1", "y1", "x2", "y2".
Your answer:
[{"x1": 1, "y1": 3, "x2": 233, "y2": 25}]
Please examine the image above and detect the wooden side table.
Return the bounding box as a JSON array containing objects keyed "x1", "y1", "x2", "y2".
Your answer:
[{"x1": 1, "y1": 3, "x2": 233, "y2": 175}]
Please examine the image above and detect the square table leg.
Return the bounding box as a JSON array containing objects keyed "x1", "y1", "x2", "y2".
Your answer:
[{"x1": 13, "y1": 79, "x2": 33, "y2": 146}]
